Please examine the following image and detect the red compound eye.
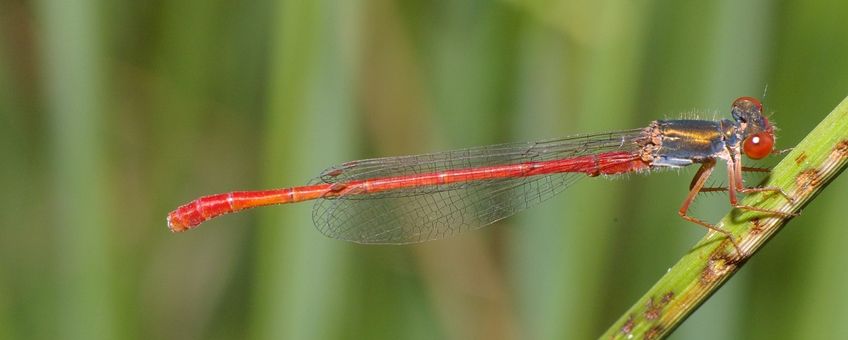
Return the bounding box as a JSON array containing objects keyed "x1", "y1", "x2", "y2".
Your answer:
[
  {"x1": 743, "y1": 132, "x2": 774, "y2": 159},
  {"x1": 732, "y1": 96, "x2": 763, "y2": 113}
]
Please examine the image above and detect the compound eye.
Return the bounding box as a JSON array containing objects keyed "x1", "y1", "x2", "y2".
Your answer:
[
  {"x1": 732, "y1": 96, "x2": 763, "y2": 113},
  {"x1": 743, "y1": 132, "x2": 774, "y2": 159}
]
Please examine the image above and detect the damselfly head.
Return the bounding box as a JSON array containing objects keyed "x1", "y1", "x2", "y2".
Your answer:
[{"x1": 731, "y1": 96, "x2": 775, "y2": 159}]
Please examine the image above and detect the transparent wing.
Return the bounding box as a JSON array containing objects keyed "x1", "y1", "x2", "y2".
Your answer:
[{"x1": 312, "y1": 128, "x2": 649, "y2": 244}]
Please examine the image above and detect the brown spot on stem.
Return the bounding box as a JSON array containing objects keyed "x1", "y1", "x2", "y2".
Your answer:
[
  {"x1": 645, "y1": 298, "x2": 660, "y2": 321},
  {"x1": 832, "y1": 140, "x2": 848, "y2": 159},
  {"x1": 620, "y1": 315, "x2": 635, "y2": 336},
  {"x1": 644, "y1": 293, "x2": 674, "y2": 321},
  {"x1": 749, "y1": 219, "x2": 765, "y2": 235},
  {"x1": 794, "y1": 152, "x2": 808, "y2": 165},
  {"x1": 701, "y1": 254, "x2": 734, "y2": 285},
  {"x1": 644, "y1": 326, "x2": 663, "y2": 340},
  {"x1": 661, "y1": 292, "x2": 674, "y2": 304},
  {"x1": 795, "y1": 169, "x2": 822, "y2": 197}
]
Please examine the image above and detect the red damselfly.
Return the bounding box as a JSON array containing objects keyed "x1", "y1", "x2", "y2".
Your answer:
[{"x1": 168, "y1": 97, "x2": 793, "y2": 254}]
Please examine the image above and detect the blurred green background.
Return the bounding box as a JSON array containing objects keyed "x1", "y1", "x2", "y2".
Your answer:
[{"x1": 4, "y1": 0, "x2": 848, "y2": 339}]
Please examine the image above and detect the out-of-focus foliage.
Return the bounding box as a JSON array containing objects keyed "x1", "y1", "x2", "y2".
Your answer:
[{"x1": 3, "y1": 0, "x2": 848, "y2": 339}]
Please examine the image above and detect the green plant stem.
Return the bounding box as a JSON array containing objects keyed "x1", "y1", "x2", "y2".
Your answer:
[{"x1": 601, "y1": 95, "x2": 848, "y2": 339}]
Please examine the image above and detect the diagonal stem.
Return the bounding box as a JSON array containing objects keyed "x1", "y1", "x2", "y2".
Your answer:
[{"x1": 601, "y1": 95, "x2": 848, "y2": 339}]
